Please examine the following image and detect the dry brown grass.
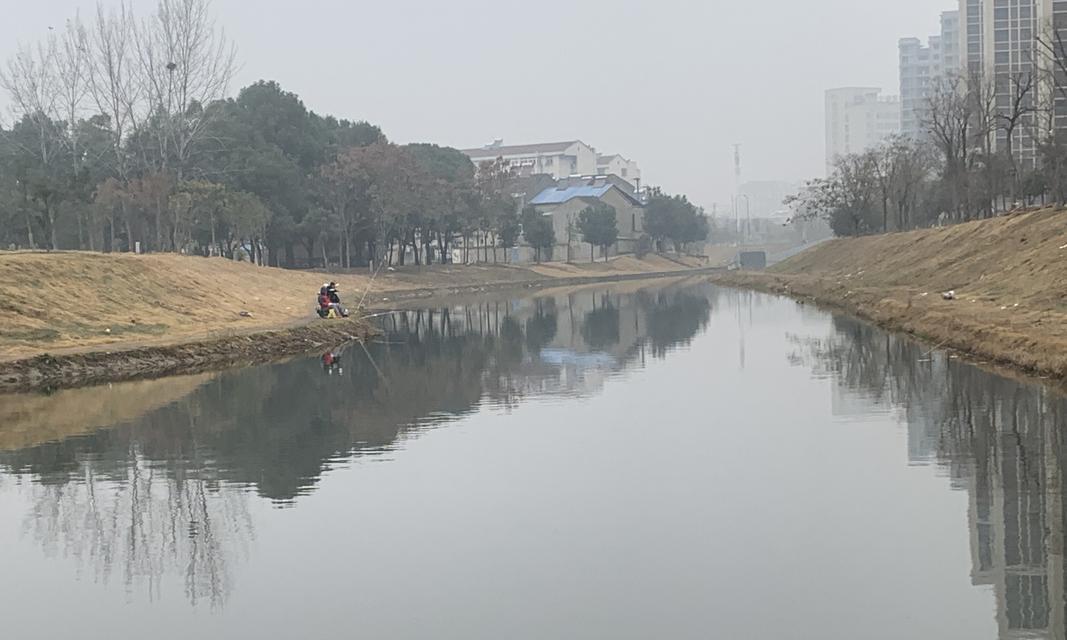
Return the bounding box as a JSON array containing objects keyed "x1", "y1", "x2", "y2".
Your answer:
[
  {"x1": 712, "y1": 208, "x2": 1067, "y2": 378},
  {"x1": 0, "y1": 252, "x2": 361, "y2": 359},
  {"x1": 0, "y1": 251, "x2": 704, "y2": 360},
  {"x1": 528, "y1": 253, "x2": 705, "y2": 277}
]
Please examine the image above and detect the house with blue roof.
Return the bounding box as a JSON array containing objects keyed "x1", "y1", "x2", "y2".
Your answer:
[{"x1": 529, "y1": 176, "x2": 645, "y2": 261}]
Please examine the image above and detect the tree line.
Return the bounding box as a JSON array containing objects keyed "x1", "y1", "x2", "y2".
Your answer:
[
  {"x1": 0, "y1": 0, "x2": 522, "y2": 267},
  {"x1": 796, "y1": 48, "x2": 1067, "y2": 237},
  {"x1": 0, "y1": 0, "x2": 708, "y2": 267}
]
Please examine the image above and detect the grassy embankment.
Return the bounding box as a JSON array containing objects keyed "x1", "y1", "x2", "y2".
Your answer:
[
  {"x1": 713, "y1": 208, "x2": 1067, "y2": 378},
  {"x1": 0, "y1": 251, "x2": 706, "y2": 390}
]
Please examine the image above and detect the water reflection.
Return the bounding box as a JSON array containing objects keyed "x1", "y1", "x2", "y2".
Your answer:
[
  {"x1": 0, "y1": 280, "x2": 714, "y2": 607},
  {"x1": 797, "y1": 315, "x2": 1067, "y2": 638}
]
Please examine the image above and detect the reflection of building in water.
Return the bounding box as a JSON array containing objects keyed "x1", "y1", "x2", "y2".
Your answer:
[
  {"x1": 962, "y1": 391, "x2": 1059, "y2": 638},
  {"x1": 801, "y1": 316, "x2": 1067, "y2": 639},
  {"x1": 0, "y1": 281, "x2": 717, "y2": 609},
  {"x1": 383, "y1": 284, "x2": 713, "y2": 401}
]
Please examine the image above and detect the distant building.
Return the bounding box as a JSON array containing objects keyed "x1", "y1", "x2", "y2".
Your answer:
[
  {"x1": 824, "y1": 88, "x2": 901, "y2": 173},
  {"x1": 941, "y1": 10, "x2": 960, "y2": 77},
  {"x1": 899, "y1": 10, "x2": 960, "y2": 140},
  {"x1": 506, "y1": 174, "x2": 560, "y2": 208},
  {"x1": 557, "y1": 173, "x2": 639, "y2": 197},
  {"x1": 462, "y1": 140, "x2": 598, "y2": 180},
  {"x1": 528, "y1": 176, "x2": 645, "y2": 260},
  {"x1": 738, "y1": 181, "x2": 799, "y2": 219},
  {"x1": 899, "y1": 36, "x2": 943, "y2": 139},
  {"x1": 596, "y1": 154, "x2": 641, "y2": 186}
]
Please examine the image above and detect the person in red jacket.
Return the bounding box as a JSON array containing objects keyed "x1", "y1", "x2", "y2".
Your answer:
[
  {"x1": 317, "y1": 284, "x2": 349, "y2": 318},
  {"x1": 318, "y1": 285, "x2": 332, "y2": 317}
]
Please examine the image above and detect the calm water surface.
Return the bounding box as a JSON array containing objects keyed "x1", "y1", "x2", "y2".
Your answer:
[{"x1": 0, "y1": 279, "x2": 1064, "y2": 639}]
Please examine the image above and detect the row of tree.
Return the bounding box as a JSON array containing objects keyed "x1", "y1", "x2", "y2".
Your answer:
[
  {"x1": 0, "y1": 0, "x2": 521, "y2": 268},
  {"x1": 796, "y1": 60, "x2": 1067, "y2": 236},
  {"x1": 0, "y1": 0, "x2": 708, "y2": 267}
]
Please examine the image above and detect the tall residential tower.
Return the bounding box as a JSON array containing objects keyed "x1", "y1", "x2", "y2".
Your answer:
[
  {"x1": 899, "y1": 10, "x2": 960, "y2": 140},
  {"x1": 959, "y1": 0, "x2": 1067, "y2": 165},
  {"x1": 824, "y1": 88, "x2": 901, "y2": 172}
]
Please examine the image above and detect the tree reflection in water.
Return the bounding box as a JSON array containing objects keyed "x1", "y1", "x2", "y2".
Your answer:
[
  {"x1": 795, "y1": 315, "x2": 1067, "y2": 638},
  {"x1": 0, "y1": 281, "x2": 717, "y2": 609},
  {"x1": 20, "y1": 454, "x2": 251, "y2": 610}
]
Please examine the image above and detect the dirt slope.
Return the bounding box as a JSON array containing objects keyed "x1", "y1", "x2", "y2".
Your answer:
[
  {"x1": 0, "y1": 251, "x2": 705, "y2": 360},
  {"x1": 713, "y1": 208, "x2": 1067, "y2": 378},
  {"x1": 774, "y1": 208, "x2": 1067, "y2": 308}
]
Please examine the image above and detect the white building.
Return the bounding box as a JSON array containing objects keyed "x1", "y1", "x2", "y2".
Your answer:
[
  {"x1": 596, "y1": 154, "x2": 641, "y2": 186},
  {"x1": 899, "y1": 36, "x2": 943, "y2": 139},
  {"x1": 824, "y1": 88, "x2": 902, "y2": 173},
  {"x1": 462, "y1": 140, "x2": 598, "y2": 180},
  {"x1": 899, "y1": 11, "x2": 959, "y2": 140}
]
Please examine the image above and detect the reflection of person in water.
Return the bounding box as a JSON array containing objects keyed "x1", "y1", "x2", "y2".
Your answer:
[{"x1": 322, "y1": 351, "x2": 343, "y2": 375}]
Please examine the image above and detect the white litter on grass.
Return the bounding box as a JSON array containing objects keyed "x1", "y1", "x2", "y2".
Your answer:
[
  {"x1": 942, "y1": 290, "x2": 957, "y2": 300},
  {"x1": 1060, "y1": 243, "x2": 1067, "y2": 250}
]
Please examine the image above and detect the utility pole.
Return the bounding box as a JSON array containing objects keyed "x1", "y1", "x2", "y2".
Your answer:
[
  {"x1": 733, "y1": 144, "x2": 742, "y2": 187},
  {"x1": 733, "y1": 144, "x2": 742, "y2": 241}
]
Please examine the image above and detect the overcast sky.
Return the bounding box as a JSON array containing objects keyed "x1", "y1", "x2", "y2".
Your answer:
[{"x1": 2, "y1": 0, "x2": 949, "y2": 210}]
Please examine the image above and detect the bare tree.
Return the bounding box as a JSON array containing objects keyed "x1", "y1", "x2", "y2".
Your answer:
[
  {"x1": 126, "y1": 0, "x2": 237, "y2": 251},
  {"x1": 1036, "y1": 19, "x2": 1067, "y2": 107},
  {"x1": 994, "y1": 71, "x2": 1038, "y2": 204},
  {"x1": 966, "y1": 69, "x2": 1002, "y2": 218},
  {"x1": 87, "y1": 3, "x2": 139, "y2": 178},
  {"x1": 0, "y1": 39, "x2": 62, "y2": 248},
  {"x1": 86, "y1": 2, "x2": 142, "y2": 251},
  {"x1": 134, "y1": 0, "x2": 238, "y2": 180},
  {"x1": 923, "y1": 75, "x2": 972, "y2": 222},
  {"x1": 53, "y1": 17, "x2": 96, "y2": 249},
  {"x1": 891, "y1": 142, "x2": 935, "y2": 230},
  {"x1": 868, "y1": 139, "x2": 902, "y2": 233}
]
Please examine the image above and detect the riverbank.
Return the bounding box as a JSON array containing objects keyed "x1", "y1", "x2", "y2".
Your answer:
[
  {"x1": 711, "y1": 207, "x2": 1067, "y2": 380},
  {"x1": 0, "y1": 318, "x2": 373, "y2": 392},
  {"x1": 0, "y1": 251, "x2": 709, "y2": 391}
]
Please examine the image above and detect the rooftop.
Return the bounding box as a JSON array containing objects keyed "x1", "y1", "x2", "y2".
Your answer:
[
  {"x1": 463, "y1": 141, "x2": 581, "y2": 158},
  {"x1": 530, "y1": 180, "x2": 641, "y2": 206},
  {"x1": 530, "y1": 184, "x2": 615, "y2": 206}
]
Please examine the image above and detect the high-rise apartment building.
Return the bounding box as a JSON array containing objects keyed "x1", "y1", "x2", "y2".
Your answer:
[
  {"x1": 899, "y1": 11, "x2": 960, "y2": 140},
  {"x1": 824, "y1": 88, "x2": 901, "y2": 172},
  {"x1": 959, "y1": 0, "x2": 1067, "y2": 166},
  {"x1": 899, "y1": 36, "x2": 943, "y2": 138},
  {"x1": 942, "y1": 10, "x2": 961, "y2": 72}
]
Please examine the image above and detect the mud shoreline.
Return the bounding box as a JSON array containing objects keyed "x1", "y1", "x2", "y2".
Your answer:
[
  {"x1": 710, "y1": 270, "x2": 1067, "y2": 387},
  {"x1": 0, "y1": 319, "x2": 375, "y2": 394},
  {"x1": 0, "y1": 267, "x2": 720, "y2": 394}
]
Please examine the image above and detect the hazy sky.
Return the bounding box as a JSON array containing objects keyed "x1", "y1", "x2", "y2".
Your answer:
[{"x1": 2, "y1": 0, "x2": 948, "y2": 210}]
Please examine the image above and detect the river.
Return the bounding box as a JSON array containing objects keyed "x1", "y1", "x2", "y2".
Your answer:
[{"x1": 0, "y1": 278, "x2": 1063, "y2": 639}]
